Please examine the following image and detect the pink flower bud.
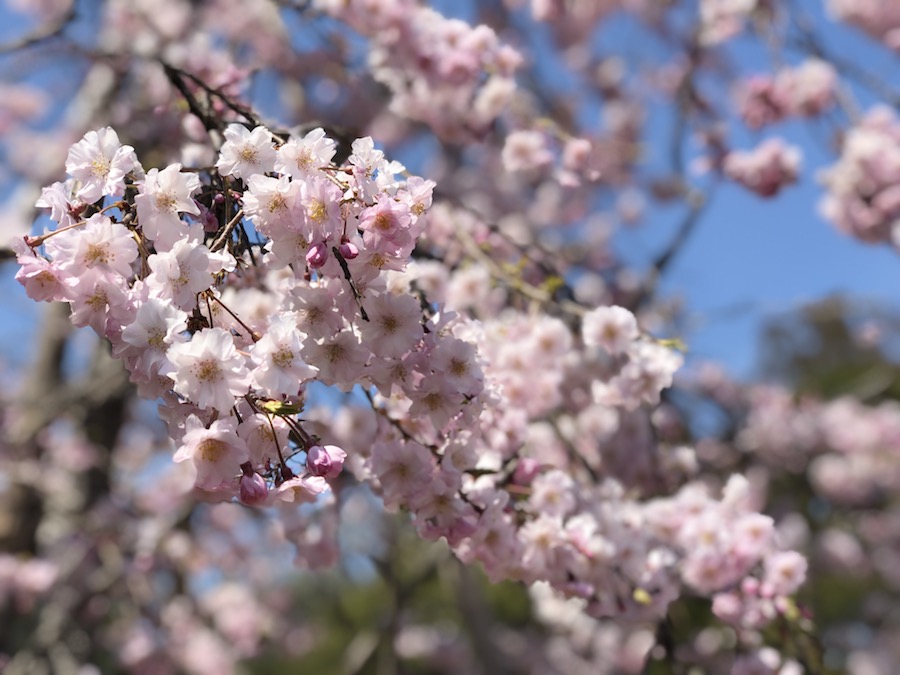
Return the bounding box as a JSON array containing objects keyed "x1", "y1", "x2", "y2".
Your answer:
[
  {"x1": 196, "y1": 202, "x2": 219, "y2": 233},
  {"x1": 513, "y1": 457, "x2": 540, "y2": 485},
  {"x1": 239, "y1": 472, "x2": 268, "y2": 506},
  {"x1": 306, "y1": 444, "x2": 347, "y2": 479},
  {"x1": 306, "y1": 241, "x2": 328, "y2": 269},
  {"x1": 339, "y1": 237, "x2": 359, "y2": 260}
]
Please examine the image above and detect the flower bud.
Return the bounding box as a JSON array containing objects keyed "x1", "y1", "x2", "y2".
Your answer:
[
  {"x1": 306, "y1": 241, "x2": 328, "y2": 269},
  {"x1": 239, "y1": 472, "x2": 268, "y2": 506},
  {"x1": 306, "y1": 444, "x2": 347, "y2": 479},
  {"x1": 512, "y1": 457, "x2": 540, "y2": 485},
  {"x1": 339, "y1": 237, "x2": 359, "y2": 260},
  {"x1": 196, "y1": 202, "x2": 219, "y2": 233}
]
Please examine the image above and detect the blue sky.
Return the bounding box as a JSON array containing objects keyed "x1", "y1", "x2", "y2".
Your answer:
[{"x1": 633, "y1": 7, "x2": 900, "y2": 378}]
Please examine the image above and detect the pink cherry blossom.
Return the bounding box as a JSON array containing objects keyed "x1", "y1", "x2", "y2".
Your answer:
[
  {"x1": 502, "y1": 130, "x2": 555, "y2": 173},
  {"x1": 146, "y1": 234, "x2": 233, "y2": 310},
  {"x1": 242, "y1": 174, "x2": 300, "y2": 239},
  {"x1": 167, "y1": 327, "x2": 251, "y2": 412},
  {"x1": 249, "y1": 313, "x2": 317, "y2": 397},
  {"x1": 135, "y1": 163, "x2": 201, "y2": 246},
  {"x1": 14, "y1": 240, "x2": 70, "y2": 302},
  {"x1": 274, "y1": 127, "x2": 336, "y2": 179},
  {"x1": 119, "y1": 297, "x2": 188, "y2": 372},
  {"x1": 65, "y1": 126, "x2": 140, "y2": 203},
  {"x1": 238, "y1": 471, "x2": 269, "y2": 506},
  {"x1": 724, "y1": 138, "x2": 801, "y2": 197},
  {"x1": 359, "y1": 291, "x2": 423, "y2": 358},
  {"x1": 273, "y1": 475, "x2": 328, "y2": 504},
  {"x1": 173, "y1": 415, "x2": 250, "y2": 491},
  {"x1": 215, "y1": 124, "x2": 277, "y2": 179},
  {"x1": 44, "y1": 213, "x2": 138, "y2": 279},
  {"x1": 581, "y1": 305, "x2": 639, "y2": 354}
]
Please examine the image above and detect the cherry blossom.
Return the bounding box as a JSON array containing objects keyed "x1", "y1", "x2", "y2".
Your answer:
[
  {"x1": 135, "y1": 163, "x2": 201, "y2": 246},
  {"x1": 723, "y1": 138, "x2": 802, "y2": 198},
  {"x1": 44, "y1": 213, "x2": 138, "y2": 278},
  {"x1": 215, "y1": 124, "x2": 277, "y2": 179},
  {"x1": 167, "y1": 327, "x2": 251, "y2": 412},
  {"x1": 274, "y1": 127, "x2": 336, "y2": 179},
  {"x1": 306, "y1": 445, "x2": 347, "y2": 479},
  {"x1": 173, "y1": 415, "x2": 250, "y2": 492},
  {"x1": 64, "y1": 126, "x2": 140, "y2": 203},
  {"x1": 582, "y1": 305, "x2": 639, "y2": 355},
  {"x1": 249, "y1": 313, "x2": 317, "y2": 396}
]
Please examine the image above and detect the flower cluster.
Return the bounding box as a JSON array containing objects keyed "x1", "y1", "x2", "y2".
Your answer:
[
  {"x1": 16, "y1": 123, "x2": 452, "y2": 505},
  {"x1": 502, "y1": 123, "x2": 639, "y2": 188},
  {"x1": 15, "y1": 121, "x2": 807, "y2": 630},
  {"x1": 313, "y1": 0, "x2": 521, "y2": 141},
  {"x1": 318, "y1": 297, "x2": 802, "y2": 623},
  {"x1": 737, "y1": 387, "x2": 900, "y2": 505},
  {"x1": 819, "y1": 106, "x2": 900, "y2": 244},
  {"x1": 828, "y1": 0, "x2": 900, "y2": 50},
  {"x1": 737, "y1": 59, "x2": 837, "y2": 129},
  {"x1": 699, "y1": 0, "x2": 760, "y2": 46},
  {"x1": 680, "y1": 367, "x2": 900, "y2": 672},
  {"x1": 723, "y1": 138, "x2": 801, "y2": 198},
  {"x1": 712, "y1": 556, "x2": 807, "y2": 631}
]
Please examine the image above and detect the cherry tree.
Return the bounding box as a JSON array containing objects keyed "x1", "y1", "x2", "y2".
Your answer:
[{"x1": 2, "y1": 1, "x2": 900, "y2": 673}]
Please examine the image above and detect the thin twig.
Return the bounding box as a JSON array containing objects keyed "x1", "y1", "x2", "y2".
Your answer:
[
  {"x1": 159, "y1": 61, "x2": 222, "y2": 133},
  {"x1": 362, "y1": 389, "x2": 444, "y2": 459},
  {"x1": 203, "y1": 291, "x2": 261, "y2": 341},
  {"x1": 331, "y1": 246, "x2": 369, "y2": 321},
  {"x1": 0, "y1": 2, "x2": 76, "y2": 53},
  {"x1": 633, "y1": 182, "x2": 718, "y2": 310},
  {"x1": 159, "y1": 60, "x2": 281, "y2": 139},
  {"x1": 210, "y1": 208, "x2": 244, "y2": 252},
  {"x1": 456, "y1": 226, "x2": 587, "y2": 317}
]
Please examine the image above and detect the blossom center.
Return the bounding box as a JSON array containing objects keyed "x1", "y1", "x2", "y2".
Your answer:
[
  {"x1": 197, "y1": 438, "x2": 227, "y2": 462},
  {"x1": 296, "y1": 149, "x2": 313, "y2": 170},
  {"x1": 307, "y1": 200, "x2": 327, "y2": 223},
  {"x1": 273, "y1": 345, "x2": 294, "y2": 368},
  {"x1": 156, "y1": 192, "x2": 177, "y2": 212},
  {"x1": 86, "y1": 289, "x2": 108, "y2": 309},
  {"x1": 326, "y1": 342, "x2": 345, "y2": 363},
  {"x1": 450, "y1": 358, "x2": 468, "y2": 376},
  {"x1": 35, "y1": 270, "x2": 57, "y2": 287},
  {"x1": 90, "y1": 156, "x2": 111, "y2": 178},
  {"x1": 379, "y1": 315, "x2": 399, "y2": 333},
  {"x1": 194, "y1": 359, "x2": 221, "y2": 382},
  {"x1": 374, "y1": 213, "x2": 393, "y2": 231},
  {"x1": 304, "y1": 306, "x2": 322, "y2": 324},
  {"x1": 423, "y1": 392, "x2": 443, "y2": 411},
  {"x1": 84, "y1": 243, "x2": 110, "y2": 266},
  {"x1": 602, "y1": 324, "x2": 621, "y2": 341},
  {"x1": 267, "y1": 194, "x2": 286, "y2": 213},
  {"x1": 239, "y1": 145, "x2": 259, "y2": 163},
  {"x1": 148, "y1": 328, "x2": 167, "y2": 351}
]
